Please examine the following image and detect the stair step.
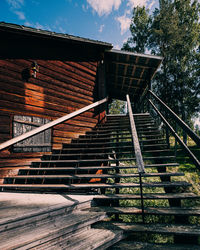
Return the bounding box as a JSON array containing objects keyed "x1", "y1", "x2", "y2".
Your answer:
[
  {"x1": 44, "y1": 151, "x2": 133, "y2": 158},
  {"x1": 64, "y1": 141, "x2": 132, "y2": 146},
  {"x1": 72, "y1": 137, "x2": 165, "y2": 143},
  {"x1": 110, "y1": 240, "x2": 200, "y2": 250},
  {"x1": 62, "y1": 141, "x2": 168, "y2": 148},
  {"x1": 107, "y1": 113, "x2": 150, "y2": 117},
  {"x1": 33, "y1": 155, "x2": 175, "y2": 165},
  {"x1": 92, "y1": 128, "x2": 159, "y2": 133},
  {"x1": 5, "y1": 172, "x2": 184, "y2": 180},
  {"x1": 96, "y1": 124, "x2": 156, "y2": 130},
  {"x1": 96, "y1": 222, "x2": 200, "y2": 236},
  {"x1": 82, "y1": 133, "x2": 162, "y2": 139},
  {"x1": 93, "y1": 192, "x2": 200, "y2": 201},
  {"x1": 0, "y1": 181, "x2": 191, "y2": 191},
  {"x1": 36, "y1": 228, "x2": 124, "y2": 250},
  {"x1": 145, "y1": 163, "x2": 179, "y2": 168},
  {"x1": 43, "y1": 150, "x2": 172, "y2": 159},
  {"x1": 143, "y1": 149, "x2": 172, "y2": 154},
  {"x1": 106, "y1": 116, "x2": 152, "y2": 120},
  {"x1": 12, "y1": 163, "x2": 180, "y2": 172},
  {"x1": 0, "y1": 198, "x2": 92, "y2": 232},
  {"x1": 60, "y1": 145, "x2": 133, "y2": 152},
  {"x1": 104, "y1": 121, "x2": 154, "y2": 127},
  {"x1": 0, "y1": 211, "x2": 106, "y2": 249},
  {"x1": 90, "y1": 206, "x2": 200, "y2": 216},
  {"x1": 74, "y1": 136, "x2": 133, "y2": 142},
  {"x1": 66, "y1": 141, "x2": 168, "y2": 147},
  {"x1": 61, "y1": 144, "x2": 168, "y2": 153},
  {"x1": 86, "y1": 128, "x2": 160, "y2": 134}
]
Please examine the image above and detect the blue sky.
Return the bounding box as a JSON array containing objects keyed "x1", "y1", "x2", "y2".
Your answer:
[
  {"x1": 0, "y1": 0, "x2": 159, "y2": 49},
  {"x1": 1, "y1": 0, "x2": 200, "y2": 125}
]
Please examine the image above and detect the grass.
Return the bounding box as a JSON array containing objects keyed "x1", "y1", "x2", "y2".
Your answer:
[{"x1": 104, "y1": 140, "x2": 200, "y2": 244}]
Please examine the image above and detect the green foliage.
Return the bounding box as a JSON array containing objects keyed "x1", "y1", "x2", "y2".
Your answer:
[
  {"x1": 123, "y1": 0, "x2": 200, "y2": 123},
  {"x1": 122, "y1": 6, "x2": 151, "y2": 53},
  {"x1": 108, "y1": 99, "x2": 126, "y2": 114},
  {"x1": 151, "y1": 0, "x2": 200, "y2": 122}
]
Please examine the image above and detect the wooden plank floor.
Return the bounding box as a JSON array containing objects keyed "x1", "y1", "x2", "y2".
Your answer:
[{"x1": 0, "y1": 192, "x2": 94, "y2": 225}]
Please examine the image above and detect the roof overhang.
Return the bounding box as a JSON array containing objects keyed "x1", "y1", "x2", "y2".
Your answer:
[
  {"x1": 105, "y1": 49, "x2": 163, "y2": 101},
  {"x1": 0, "y1": 22, "x2": 112, "y2": 60}
]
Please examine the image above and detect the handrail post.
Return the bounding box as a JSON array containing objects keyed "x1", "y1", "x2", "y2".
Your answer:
[{"x1": 126, "y1": 94, "x2": 145, "y2": 223}]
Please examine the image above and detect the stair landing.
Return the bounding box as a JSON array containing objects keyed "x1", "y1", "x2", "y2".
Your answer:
[{"x1": 0, "y1": 192, "x2": 94, "y2": 225}]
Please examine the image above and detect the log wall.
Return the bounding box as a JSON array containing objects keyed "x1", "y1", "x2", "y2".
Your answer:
[{"x1": 0, "y1": 59, "x2": 105, "y2": 155}]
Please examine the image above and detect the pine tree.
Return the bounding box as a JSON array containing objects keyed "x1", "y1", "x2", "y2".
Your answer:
[
  {"x1": 123, "y1": 0, "x2": 200, "y2": 133},
  {"x1": 122, "y1": 6, "x2": 151, "y2": 53},
  {"x1": 151, "y1": 0, "x2": 200, "y2": 135}
]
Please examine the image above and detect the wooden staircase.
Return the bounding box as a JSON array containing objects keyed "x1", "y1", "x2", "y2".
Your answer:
[
  {"x1": 1, "y1": 113, "x2": 200, "y2": 248},
  {"x1": 0, "y1": 194, "x2": 124, "y2": 249}
]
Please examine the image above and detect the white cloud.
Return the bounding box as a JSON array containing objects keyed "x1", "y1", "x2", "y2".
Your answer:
[
  {"x1": 123, "y1": 37, "x2": 129, "y2": 44},
  {"x1": 116, "y1": 14, "x2": 131, "y2": 35},
  {"x1": 87, "y1": 0, "x2": 121, "y2": 16},
  {"x1": 114, "y1": 44, "x2": 121, "y2": 50},
  {"x1": 6, "y1": 0, "x2": 26, "y2": 21},
  {"x1": 148, "y1": 0, "x2": 156, "y2": 10},
  {"x1": 99, "y1": 24, "x2": 105, "y2": 33},
  {"x1": 15, "y1": 10, "x2": 25, "y2": 20},
  {"x1": 127, "y1": 0, "x2": 148, "y2": 8},
  {"x1": 24, "y1": 21, "x2": 31, "y2": 26},
  {"x1": 6, "y1": 0, "x2": 24, "y2": 9},
  {"x1": 34, "y1": 22, "x2": 44, "y2": 30},
  {"x1": 58, "y1": 26, "x2": 66, "y2": 33}
]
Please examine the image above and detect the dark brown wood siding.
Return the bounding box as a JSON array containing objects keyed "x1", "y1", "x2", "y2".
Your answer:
[{"x1": 0, "y1": 59, "x2": 105, "y2": 153}]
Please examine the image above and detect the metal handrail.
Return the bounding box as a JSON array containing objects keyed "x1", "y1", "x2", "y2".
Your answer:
[
  {"x1": 148, "y1": 99, "x2": 200, "y2": 169},
  {"x1": 0, "y1": 97, "x2": 108, "y2": 152},
  {"x1": 149, "y1": 90, "x2": 200, "y2": 147},
  {"x1": 126, "y1": 94, "x2": 145, "y2": 174}
]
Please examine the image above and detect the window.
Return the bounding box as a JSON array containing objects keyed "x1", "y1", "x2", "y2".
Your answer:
[{"x1": 13, "y1": 115, "x2": 51, "y2": 152}]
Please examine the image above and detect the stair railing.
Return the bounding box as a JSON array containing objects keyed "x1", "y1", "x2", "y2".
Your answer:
[
  {"x1": 0, "y1": 97, "x2": 108, "y2": 152},
  {"x1": 147, "y1": 90, "x2": 200, "y2": 169},
  {"x1": 126, "y1": 94, "x2": 145, "y2": 223}
]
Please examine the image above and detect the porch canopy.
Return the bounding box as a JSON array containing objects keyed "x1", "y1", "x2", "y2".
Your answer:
[{"x1": 105, "y1": 49, "x2": 163, "y2": 101}]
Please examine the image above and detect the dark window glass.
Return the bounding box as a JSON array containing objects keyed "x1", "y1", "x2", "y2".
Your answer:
[{"x1": 13, "y1": 115, "x2": 51, "y2": 152}]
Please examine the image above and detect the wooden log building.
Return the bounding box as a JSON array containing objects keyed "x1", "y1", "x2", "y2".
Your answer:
[
  {"x1": 1, "y1": 22, "x2": 200, "y2": 249},
  {"x1": 0, "y1": 22, "x2": 161, "y2": 169}
]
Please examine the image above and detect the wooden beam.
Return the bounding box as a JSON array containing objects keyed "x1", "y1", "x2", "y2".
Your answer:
[
  {"x1": 128, "y1": 57, "x2": 139, "y2": 91},
  {"x1": 109, "y1": 61, "x2": 156, "y2": 70},
  {"x1": 107, "y1": 82, "x2": 145, "y2": 91},
  {"x1": 108, "y1": 73, "x2": 145, "y2": 82},
  {"x1": 126, "y1": 94, "x2": 145, "y2": 174}
]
